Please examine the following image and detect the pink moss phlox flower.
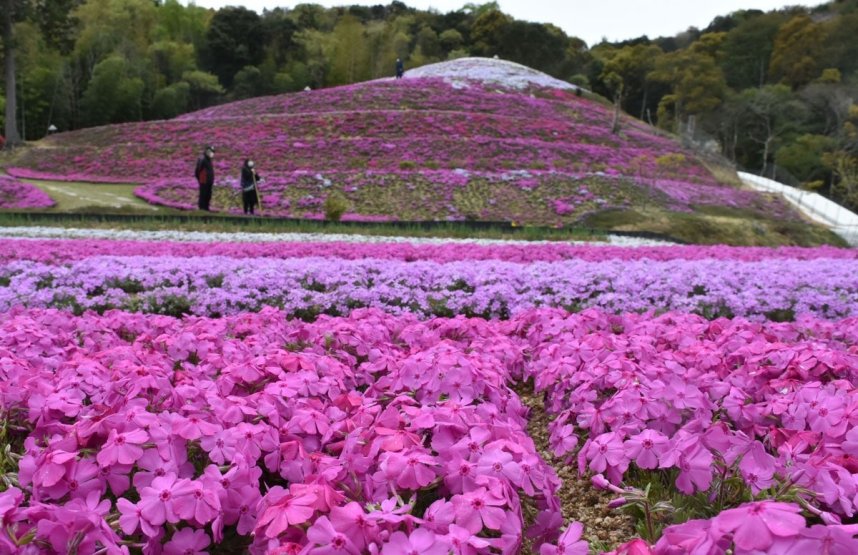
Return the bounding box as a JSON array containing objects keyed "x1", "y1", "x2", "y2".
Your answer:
[
  {"x1": 660, "y1": 436, "x2": 714, "y2": 495},
  {"x1": 224, "y1": 484, "x2": 261, "y2": 535},
  {"x1": 173, "y1": 413, "x2": 220, "y2": 440},
  {"x1": 653, "y1": 518, "x2": 723, "y2": 554},
  {"x1": 381, "y1": 529, "x2": 448, "y2": 555},
  {"x1": 609, "y1": 538, "x2": 653, "y2": 554},
  {"x1": 444, "y1": 456, "x2": 479, "y2": 494},
  {"x1": 139, "y1": 473, "x2": 195, "y2": 528},
  {"x1": 582, "y1": 432, "x2": 627, "y2": 475},
  {"x1": 33, "y1": 449, "x2": 77, "y2": 488},
  {"x1": 624, "y1": 430, "x2": 669, "y2": 470},
  {"x1": 163, "y1": 527, "x2": 210, "y2": 555},
  {"x1": 173, "y1": 479, "x2": 222, "y2": 525},
  {"x1": 453, "y1": 487, "x2": 508, "y2": 534},
  {"x1": 255, "y1": 486, "x2": 318, "y2": 539},
  {"x1": 290, "y1": 481, "x2": 345, "y2": 513},
  {"x1": 421, "y1": 499, "x2": 456, "y2": 533},
  {"x1": 549, "y1": 423, "x2": 578, "y2": 457},
  {"x1": 771, "y1": 524, "x2": 858, "y2": 554},
  {"x1": 477, "y1": 446, "x2": 522, "y2": 485},
  {"x1": 737, "y1": 441, "x2": 778, "y2": 494},
  {"x1": 380, "y1": 449, "x2": 438, "y2": 490},
  {"x1": 41, "y1": 459, "x2": 102, "y2": 501},
  {"x1": 200, "y1": 429, "x2": 238, "y2": 464},
  {"x1": 304, "y1": 516, "x2": 361, "y2": 555},
  {"x1": 445, "y1": 524, "x2": 491, "y2": 555},
  {"x1": 328, "y1": 502, "x2": 376, "y2": 549},
  {"x1": 713, "y1": 501, "x2": 805, "y2": 551},
  {"x1": 117, "y1": 498, "x2": 159, "y2": 537},
  {"x1": 538, "y1": 521, "x2": 588, "y2": 555},
  {"x1": 96, "y1": 428, "x2": 149, "y2": 467}
]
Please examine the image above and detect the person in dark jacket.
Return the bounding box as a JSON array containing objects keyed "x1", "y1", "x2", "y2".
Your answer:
[
  {"x1": 240, "y1": 159, "x2": 261, "y2": 215},
  {"x1": 195, "y1": 145, "x2": 215, "y2": 211},
  {"x1": 395, "y1": 58, "x2": 404, "y2": 79}
]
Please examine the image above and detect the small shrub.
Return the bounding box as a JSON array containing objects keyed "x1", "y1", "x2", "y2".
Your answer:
[{"x1": 323, "y1": 192, "x2": 349, "y2": 222}]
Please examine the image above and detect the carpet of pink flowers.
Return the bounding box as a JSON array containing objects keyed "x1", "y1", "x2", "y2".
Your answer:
[
  {"x1": 5, "y1": 76, "x2": 795, "y2": 225},
  {"x1": 1, "y1": 236, "x2": 858, "y2": 554},
  {"x1": 0, "y1": 176, "x2": 55, "y2": 210}
]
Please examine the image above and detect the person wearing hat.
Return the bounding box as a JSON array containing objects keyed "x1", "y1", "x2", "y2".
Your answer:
[
  {"x1": 194, "y1": 145, "x2": 215, "y2": 211},
  {"x1": 395, "y1": 58, "x2": 404, "y2": 79},
  {"x1": 240, "y1": 158, "x2": 262, "y2": 215}
]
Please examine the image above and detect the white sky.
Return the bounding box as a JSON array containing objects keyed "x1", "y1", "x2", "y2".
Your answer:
[{"x1": 183, "y1": 0, "x2": 828, "y2": 46}]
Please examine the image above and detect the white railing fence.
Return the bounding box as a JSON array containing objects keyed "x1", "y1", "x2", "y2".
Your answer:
[{"x1": 738, "y1": 171, "x2": 858, "y2": 246}]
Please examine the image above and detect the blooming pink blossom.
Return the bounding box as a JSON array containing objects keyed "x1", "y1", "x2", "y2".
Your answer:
[
  {"x1": 454, "y1": 487, "x2": 508, "y2": 534},
  {"x1": 382, "y1": 529, "x2": 448, "y2": 555},
  {"x1": 96, "y1": 428, "x2": 149, "y2": 467},
  {"x1": 163, "y1": 528, "x2": 210, "y2": 555},
  {"x1": 539, "y1": 521, "x2": 588, "y2": 555},
  {"x1": 304, "y1": 516, "x2": 361, "y2": 555},
  {"x1": 713, "y1": 501, "x2": 805, "y2": 551}
]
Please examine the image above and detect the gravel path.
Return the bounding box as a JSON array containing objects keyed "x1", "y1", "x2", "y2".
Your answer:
[{"x1": 519, "y1": 387, "x2": 637, "y2": 550}]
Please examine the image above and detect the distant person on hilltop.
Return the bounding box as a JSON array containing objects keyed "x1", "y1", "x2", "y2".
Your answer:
[
  {"x1": 240, "y1": 158, "x2": 262, "y2": 215},
  {"x1": 395, "y1": 58, "x2": 404, "y2": 79},
  {"x1": 195, "y1": 145, "x2": 215, "y2": 211}
]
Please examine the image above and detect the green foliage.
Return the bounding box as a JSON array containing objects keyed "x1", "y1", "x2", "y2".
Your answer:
[
  {"x1": 181, "y1": 70, "x2": 224, "y2": 110},
  {"x1": 328, "y1": 14, "x2": 370, "y2": 85},
  {"x1": 232, "y1": 65, "x2": 264, "y2": 100},
  {"x1": 769, "y1": 15, "x2": 828, "y2": 88},
  {"x1": 202, "y1": 6, "x2": 265, "y2": 87},
  {"x1": 323, "y1": 191, "x2": 349, "y2": 222},
  {"x1": 151, "y1": 81, "x2": 190, "y2": 119},
  {"x1": 80, "y1": 55, "x2": 145, "y2": 125},
  {"x1": 776, "y1": 134, "x2": 835, "y2": 184}
]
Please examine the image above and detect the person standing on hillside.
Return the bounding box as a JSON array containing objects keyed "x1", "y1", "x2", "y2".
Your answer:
[
  {"x1": 395, "y1": 58, "x2": 404, "y2": 79},
  {"x1": 195, "y1": 145, "x2": 215, "y2": 211},
  {"x1": 240, "y1": 158, "x2": 262, "y2": 215}
]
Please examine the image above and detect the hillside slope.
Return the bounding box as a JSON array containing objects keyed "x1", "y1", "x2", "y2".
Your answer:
[{"x1": 7, "y1": 58, "x2": 837, "y2": 244}]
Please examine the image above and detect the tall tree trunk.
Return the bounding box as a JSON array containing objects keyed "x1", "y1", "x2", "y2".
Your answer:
[
  {"x1": 3, "y1": 0, "x2": 21, "y2": 147},
  {"x1": 760, "y1": 136, "x2": 771, "y2": 176},
  {"x1": 611, "y1": 93, "x2": 622, "y2": 135}
]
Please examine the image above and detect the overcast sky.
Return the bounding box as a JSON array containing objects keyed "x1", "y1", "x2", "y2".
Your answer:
[{"x1": 183, "y1": 0, "x2": 827, "y2": 46}]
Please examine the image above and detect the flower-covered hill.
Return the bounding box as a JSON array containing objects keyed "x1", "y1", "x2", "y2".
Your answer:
[{"x1": 7, "y1": 58, "x2": 821, "y2": 239}]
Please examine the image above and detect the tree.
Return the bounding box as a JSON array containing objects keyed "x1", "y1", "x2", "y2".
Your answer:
[
  {"x1": 3, "y1": 0, "x2": 23, "y2": 145},
  {"x1": 150, "y1": 40, "x2": 195, "y2": 84},
  {"x1": 597, "y1": 43, "x2": 664, "y2": 121},
  {"x1": 496, "y1": 21, "x2": 569, "y2": 77},
  {"x1": 181, "y1": 69, "x2": 224, "y2": 110},
  {"x1": 649, "y1": 48, "x2": 726, "y2": 134},
  {"x1": 720, "y1": 12, "x2": 785, "y2": 89},
  {"x1": 439, "y1": 28, "x2": 463, "y2": 53},
  {"x1": 769, "y1": 15, "x2": 827, "y2": 89},
  {"x1": 736, "y1": 84, "x2": 805, "y2": 176},
  {"x1": 150, "y1": 81, "x2": 189, "y2": 119},
  {"x1": 329, "y1": 14, "x2": 369, "y2": 84},
  {"x1": 202, "y1": 6, "x2": 265, "y2": 88},
  {"x1": 800, "y1": 82, "x2": 853, "y2": 136},
  {"x1": 80, "y1": 55, "x2": 144, "y2": 125},
  {"x1": 824, "y1": 105, "x2": 858, "y2": 206},
  {"x1": 776, "y1": 134, "x2": 835, "y2": 186},
  {"x1": 470, "y1": 8, "x2": 510, "y2": 57},
  {"x1": 232, "y1": 65, "x2": 263, "y2": 100}
]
